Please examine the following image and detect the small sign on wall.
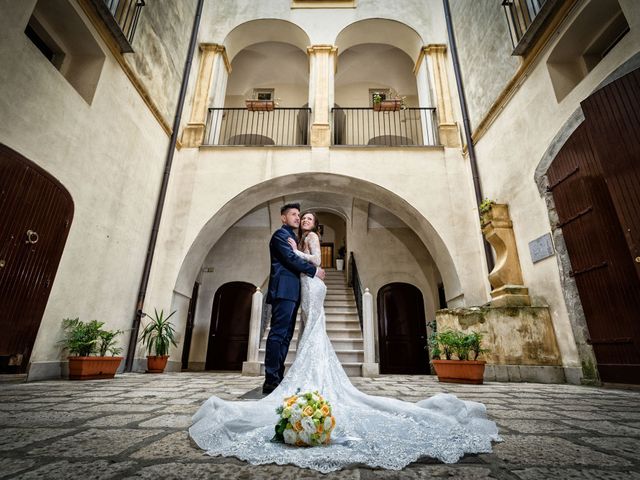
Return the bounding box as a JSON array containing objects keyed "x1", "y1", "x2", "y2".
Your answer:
[{"x1": 529, "y1": 233, "x2": 555, "y2": 263}]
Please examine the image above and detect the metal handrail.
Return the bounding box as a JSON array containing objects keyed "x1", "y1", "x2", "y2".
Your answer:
[{"x1": 349, "y1": 252, "x2": 364, "y2": 331}]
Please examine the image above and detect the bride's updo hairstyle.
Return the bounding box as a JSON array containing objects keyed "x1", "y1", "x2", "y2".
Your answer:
[{"x1": 298, "y1": 210, "x2": 321, "y2": 250}]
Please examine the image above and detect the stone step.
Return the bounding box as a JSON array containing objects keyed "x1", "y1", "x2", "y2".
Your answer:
[
  {"x1": 258, "y1": 349, "x2": 364, "y2": 363},
  {"x1": 324, "y1": 299, "x2": 356, "y2": 307},
  {"x1": 325, "y1": 306, "x2": 358, "y2": 314},
  {"x1": 260, "y1": 362, "x2": 362, "y2": 377},
  {"x1": 324, "y1": 293, "x2": 353, "y2": 301},
  {"x1": 260, "y1": 337, "x2": 363, "y2": 351}
]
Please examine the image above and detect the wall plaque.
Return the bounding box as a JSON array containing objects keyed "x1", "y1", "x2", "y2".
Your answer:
[{"x1": 529, "y1": 233, "x2": 555, "y2": 263}]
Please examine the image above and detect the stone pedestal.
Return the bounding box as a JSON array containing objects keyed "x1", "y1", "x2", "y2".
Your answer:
[
  {"x1": 482, "y1": 204, "x2": 531, "y2": 307},
  {"x1": 436, "y1": 306, "x2": 563, "y2": 383}
]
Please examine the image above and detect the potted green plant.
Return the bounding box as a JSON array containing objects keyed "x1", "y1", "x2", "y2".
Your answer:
[
  {"x1": 430, "y1": 329, "x2": 488, "y2": 384},
  {"x1": 372, "y1": 91, "x2": 405, "y2": 112},
  {"x1": 139, "y1": 308, "x2": 178, "y2": 373},
  {"x1": 60, "y1": 318, "x2": 123, "y2": 380},
  {"x1": 478, "y1": 198, "x2": 497, "y2": 226}
]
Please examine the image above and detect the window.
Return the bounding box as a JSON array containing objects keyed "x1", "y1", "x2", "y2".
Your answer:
[
  {"x1": 547, "y1": 0, "x2": 629, "y2": 102},
  {"x1": 369, "y1": 88, "x2": 390, "y2": 107},
  {"x1": 253, "y1": 88, "x2": 275, "y2": 101},
  {"x1": 24, "y1": 0, "x2": 106, "y2": 104},
  {"x1": 24, "y1": 18, "x2": 65, "y2": 69}
]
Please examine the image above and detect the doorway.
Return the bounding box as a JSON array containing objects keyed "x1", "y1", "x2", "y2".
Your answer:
[
  {"x1": 377, "y1": 282, "x2": 428, "y2": 374},
  {"x1": 548, "y1": 68, "x2": 640, "y2": 383},
  {"x1": 205, "y1": 281, "x2": 255, "y2": 371},
  {"x1": 0, "y1": 143, "x2": 73, "y2": 373}
]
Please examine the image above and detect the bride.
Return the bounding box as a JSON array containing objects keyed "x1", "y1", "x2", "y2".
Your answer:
[{"x1": 189, "y1": 211, "x2": 500, "y2": 473}]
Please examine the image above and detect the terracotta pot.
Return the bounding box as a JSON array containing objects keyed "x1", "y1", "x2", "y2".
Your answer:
[
  {"x1": 373, "y1": 99, "x2": 401, "y2": 112},
  {"x1": 245, "y1": 100, "x2": 274, "y2": 111},
  {"x1": 431, "y1": 359, "x2": 486, "y2": 384},
  {"x1": 68, "y1": 356, "x2": 122, "y2": 380},
  {"x1": 146, "y1": 355, "x2": 169, "y2": 373}
]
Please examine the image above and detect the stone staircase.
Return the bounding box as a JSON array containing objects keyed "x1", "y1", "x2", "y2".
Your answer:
[{"x1": 258, "y1": 269, "x2": 364, "y2": 376}]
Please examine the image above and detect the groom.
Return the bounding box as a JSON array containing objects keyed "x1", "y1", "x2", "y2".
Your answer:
[{"x1": 263, "y1": 203, "x2": 325, "y2": 394}]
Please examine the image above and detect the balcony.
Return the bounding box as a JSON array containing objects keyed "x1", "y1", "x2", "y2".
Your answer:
[
  {"x1": 204, "y1": 108, "x2": 311, "y2": 146},
  {"x1": 332, "y1": 108, "x2": 438, "y2": 146},
  {"x1": 502, "y1": 0, "x2": 562, "y2": 56},
  {"x1": 89, "y1": 0, "x2": 145, "y2": 53}
]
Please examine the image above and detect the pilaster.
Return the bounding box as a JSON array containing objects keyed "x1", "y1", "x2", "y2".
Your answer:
[
  {"x1": 182, "y1": 44, "x2": 231, "y2": 148},
  {"x1": 307, "y1": 45, "x2": 338, "y2": 147}
]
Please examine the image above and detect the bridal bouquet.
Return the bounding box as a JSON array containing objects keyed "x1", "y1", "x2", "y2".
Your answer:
[{"x1": 273, "y1": 390, "x2": 335, "y2": 446}]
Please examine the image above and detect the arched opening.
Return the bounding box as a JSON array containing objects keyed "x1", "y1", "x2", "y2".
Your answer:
[
  {"x1": 216, "y1": 21, "x2": 311, "y2": 146},
  {"x1": 173, "y1": 175, "x2": 458, "y2": 374},
  {"x1": 0, "y1": 143, "x2": 74, "y2": 374},
  {"x1": 377, "y1": 282, "x2": 428, "y2": 374},
  {"x1": 205, "y1": 281, "x2": 256, "y2": 371}
]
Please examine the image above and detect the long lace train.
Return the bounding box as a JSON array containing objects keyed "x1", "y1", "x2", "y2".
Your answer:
[{"x1": 189, "y1": 236, "x2": 499, "y2": 472}]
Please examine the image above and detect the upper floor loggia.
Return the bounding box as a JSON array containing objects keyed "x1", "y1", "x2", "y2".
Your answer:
[{"x1": 181, "y1": 19, "x2": 461, "y2": 149}]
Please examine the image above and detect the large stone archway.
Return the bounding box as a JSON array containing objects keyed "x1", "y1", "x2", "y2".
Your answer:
[{"x1": 173, "y1": 173, "x2": 462, "y2": 303}]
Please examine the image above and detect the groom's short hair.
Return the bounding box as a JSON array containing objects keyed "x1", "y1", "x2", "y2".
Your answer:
[{"x1": 281, "y1": 203, "x2": 300, "y2": 214}]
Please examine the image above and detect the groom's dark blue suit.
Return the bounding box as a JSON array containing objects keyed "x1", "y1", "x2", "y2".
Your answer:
[{"x1": 265, "y1": 224, "x2": 316, "y2": 387}]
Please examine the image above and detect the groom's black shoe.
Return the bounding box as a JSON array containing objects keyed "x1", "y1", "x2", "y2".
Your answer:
[{"x1": 262, "y1": 382, "x2": 279, "y2": 395}]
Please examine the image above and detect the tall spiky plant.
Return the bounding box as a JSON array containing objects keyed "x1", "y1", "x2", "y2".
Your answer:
[{"x1": 139, "y1": 309, "x2": 178, "y2": 357}]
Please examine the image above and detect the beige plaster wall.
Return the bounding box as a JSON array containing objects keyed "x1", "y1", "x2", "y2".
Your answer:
[
  {"x1": 0, "y1": 0, "x2": 172, "y2": 378},
  {"x1": 187, "y1": 226, "x2": 271, "y2": 368},
  {"x1": 466, "y1": 0, "x2": 640, "y2": 375},
  {"x1": 201, "y1": 0, "x2": 448, "y2": 49},
  {"x1": 141, "y1": 144, "x2": 486, "y2": 367}
]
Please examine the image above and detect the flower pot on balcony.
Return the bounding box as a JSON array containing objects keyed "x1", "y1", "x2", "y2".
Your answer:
[
  {"x1": 68, "y1": 356, "x2": 123, "y2": 380},
  {"x1": 373, "y1": 99, "x2": 401, "y2": 112},
  {"x1": 431, "y1": 359, "x2": 486, "y2": 385},
  {"x1": 245, "y1": 100, "x2": 275, "y2": 111}
]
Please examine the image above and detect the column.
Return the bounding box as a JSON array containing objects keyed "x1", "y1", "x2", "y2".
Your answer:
[
  {"x1": 181, "y1": 44, "x2": 231, "y2": 148},
  {"x1": 307, "y1": 45, "x2": 338, "y2": 147},
  {"x1": 361, "y1": 288, "x2": 379, "y2": 377},
  {"x1": 420, "y1": 44, "x2": 460, "y2": 148},
  {"x1": 242, "y1": 287, "x2": 263, "y2": 376}
]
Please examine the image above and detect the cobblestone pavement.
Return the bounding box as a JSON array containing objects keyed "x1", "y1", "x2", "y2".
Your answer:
[{"x1": 1, "y1": 373, "x2": 639, "y2": 479}]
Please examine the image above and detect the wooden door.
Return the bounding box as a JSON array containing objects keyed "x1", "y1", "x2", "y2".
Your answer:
[
  {"x1": 320, "y1": 243, "x2": 334, "y2": 268},
  {"x1": 205, "y1": 281, "x2": 254, "y2": 371},
  {"x1": 377, "y1": 283, "x2": 428, "y2": 374},
  {"x1": 548, "y1": 68, "x2": 640, "y2": 383},
  {"x1": 0, "y1": 143, "x2": 73, "y2": 373}
]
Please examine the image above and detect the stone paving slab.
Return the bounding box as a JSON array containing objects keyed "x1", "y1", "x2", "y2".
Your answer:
[{"x1": 0, "y1": 372, "x2": 639, "y2": 479}]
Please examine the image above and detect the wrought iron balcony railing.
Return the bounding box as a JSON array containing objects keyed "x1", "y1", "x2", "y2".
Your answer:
[
  {"x1": 331, "y1": 107, "x2": 438, "y2": 146},
  {"x1": 502, "y1": 0, "x2": 561, "y2": 55},
  {"x1": 90, "y1": 0, "x2": 145, "y2": 52},
  {"x1": 204, "y1": 108, "x2": 312, "y2": 146}
]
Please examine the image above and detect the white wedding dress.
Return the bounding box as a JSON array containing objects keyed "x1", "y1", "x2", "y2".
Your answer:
[{"x1": 189, "y1": 233, "x2": 500, "y2": 473}]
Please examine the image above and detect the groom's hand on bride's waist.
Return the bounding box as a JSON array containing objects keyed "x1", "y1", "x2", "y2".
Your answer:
[{"x1": 315, "y1": 267, "x2": 326, "y2": 280}]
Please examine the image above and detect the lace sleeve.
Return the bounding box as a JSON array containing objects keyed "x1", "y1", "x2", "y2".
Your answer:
[{"x1": 293, "y1": 233, "x2": 322, "y2": 266}]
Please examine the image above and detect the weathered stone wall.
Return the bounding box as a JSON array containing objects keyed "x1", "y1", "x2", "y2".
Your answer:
[
  {"x1": 125, "y1": 1, "x2": 197, "y2": 122},
  {"x1": 448, "y1": 0, "x2": 520, "y2": 130}
]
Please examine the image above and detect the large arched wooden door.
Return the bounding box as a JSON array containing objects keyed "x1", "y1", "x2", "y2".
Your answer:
[
  {"x1": 377, "y1": 283, "x2": 428, "y2": 374},
  {"x1": 0, "y1": 143, "x2": 73, "y2": 374},
  {"x1": 548, "y1": 68, "x2": 640, "y2": 383},
  {"x1": 205, "y1": 281, "x2": 255, "y2": 371}
]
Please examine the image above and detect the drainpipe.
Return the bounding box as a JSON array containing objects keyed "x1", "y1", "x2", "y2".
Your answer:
[
  {"x1": 442, "y1": 0, "x2": 495, "y2": 273},
  {"x1": 125, "y1": 0, "x2": 205, "y2": 372}
]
